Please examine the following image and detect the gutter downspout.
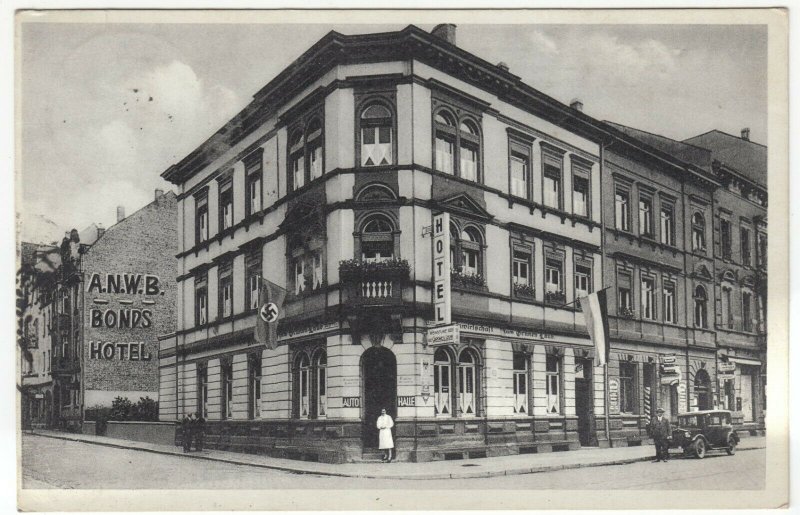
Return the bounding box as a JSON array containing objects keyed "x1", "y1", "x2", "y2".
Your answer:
[{"x1": 599, "y1": 140, "x2": 611, "y2": 447}]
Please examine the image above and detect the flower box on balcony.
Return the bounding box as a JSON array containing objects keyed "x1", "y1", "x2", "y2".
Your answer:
[
  {"x1": 450, "y1": 270, "x2": 487, "y2": 292},
  {"x1": 513, "y1": 283, "x2": 536, "y2": 300},
  {"x1": 339, "y1": 258, "x2": 410, "y2": 281},
  {"x1": 619, "y1": 307, "x2": 636, "y2": 319},
  {"x1": 545, "y1": 291, "x2": 566, "y2": 304}
]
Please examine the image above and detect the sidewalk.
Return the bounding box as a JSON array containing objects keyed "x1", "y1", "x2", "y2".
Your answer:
[{"x1": 26, "y1": 429, "x2": 765, "y2": 480}]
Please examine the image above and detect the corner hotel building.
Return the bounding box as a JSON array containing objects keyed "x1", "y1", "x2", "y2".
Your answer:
[{"x1": 158, "y1": 24, "x2": 765, "y2": 462}]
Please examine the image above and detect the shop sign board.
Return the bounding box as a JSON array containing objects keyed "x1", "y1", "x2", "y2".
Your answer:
[
  {"x1": 677, "y1": 383, "x2": 687, "y2": 410},
  {"x1": 608, "y1": 377, "x2": 620, "y2": 414},
  {"x1": 426, "y1": 324, "x2": 459, "y2": 347},
  {"x1": 342, "y1": 397, "x2": 361, "y2": 408},
  {"x1": 718, "y1": 362, "x2": 736, "y2": 373},
  {"x1": 398, "y1": 396, "x2": 416, "y2": 407},
  {"x1": 431, "y1": 212, "x2": 451, "y2": 325},
  {"x1": 660, "y1": 354, "x2": 676, "y2": 365}
]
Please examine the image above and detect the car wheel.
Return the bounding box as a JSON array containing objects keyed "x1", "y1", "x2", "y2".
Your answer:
[
  {"x1": 726, "y1": 436, "x2": 737, "y2": 456},
  {"x1": 693, "y1": 439, "x2": 706, "y2": 459}
]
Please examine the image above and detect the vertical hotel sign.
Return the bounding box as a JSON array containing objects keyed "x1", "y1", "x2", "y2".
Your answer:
[{"x1": 432, "y1": 212, "x2": 451, "y2": 325}]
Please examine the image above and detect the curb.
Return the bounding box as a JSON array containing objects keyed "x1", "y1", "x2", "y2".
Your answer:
[{"x1": 27, "y1": 431, "x2": 765, "y2": 481}]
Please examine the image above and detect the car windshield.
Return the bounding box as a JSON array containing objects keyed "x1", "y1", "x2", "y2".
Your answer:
[{"x1": 679, "y1": 416, "x2": 698, "y2": 427}]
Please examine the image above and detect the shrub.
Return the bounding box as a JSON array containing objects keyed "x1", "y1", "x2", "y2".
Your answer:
[
  {"x1": 110, "y1": 396, "x2": 133, "y2": 421},
  {"x1": 132, "y1": 396, "x2": 159, "y2": 421}
]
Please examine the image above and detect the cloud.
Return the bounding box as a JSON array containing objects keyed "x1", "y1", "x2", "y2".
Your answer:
[{"x1": 529, "y1": 30, "x2": 558, "y2": 54}]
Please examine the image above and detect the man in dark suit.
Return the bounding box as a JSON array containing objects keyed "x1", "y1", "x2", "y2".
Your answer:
[{"x1": 649, "y1": 407, "x2": 672, "y2": 462}]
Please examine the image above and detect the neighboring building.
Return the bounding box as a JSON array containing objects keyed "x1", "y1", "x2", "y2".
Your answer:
[
  {"x1": 51, "y1": 191, "x2": 177, "y2": 430},
  {"x1": 18, "y1": 242, "x2": 60, "y2": 429},
  {"x1": 684, "y1": 129, "x2": 767, "y2": 433}
]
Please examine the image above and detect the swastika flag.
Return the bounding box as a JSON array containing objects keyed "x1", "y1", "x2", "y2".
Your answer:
[{"x1": 255, "y1": 277, "x2": 287, "y2": 350}]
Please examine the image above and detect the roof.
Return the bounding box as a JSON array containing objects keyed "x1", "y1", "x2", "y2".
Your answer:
[
  {"x1": 605, "y1": 121, "x2": 712, "y2": 171},
  {"x1": 683, "y1": 130, "x2": 767, "y2": 187}
]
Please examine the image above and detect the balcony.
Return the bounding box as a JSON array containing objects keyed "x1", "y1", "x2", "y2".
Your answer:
[{"x1": 339, "y1": 259, "x2": 409, "y2": 309}]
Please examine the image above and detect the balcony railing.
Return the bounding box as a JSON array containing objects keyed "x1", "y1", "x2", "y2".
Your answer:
[{"x1": 339, "y1": 259, "x2": 409, "y2": 308}]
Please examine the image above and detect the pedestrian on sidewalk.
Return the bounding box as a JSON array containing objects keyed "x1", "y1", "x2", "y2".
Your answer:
[
  {"x1": 376, "y1": 408, "x2": 394, "y2": 463},
  {"x1": 181, "y1": 412, "x2": 195, "y2": 453},
  {"x1": 648, "y1": 407, "x2": 672, "y2": 462},
  {"x1": 193, "y1": 411, "x2": 205, "y2": 452}
]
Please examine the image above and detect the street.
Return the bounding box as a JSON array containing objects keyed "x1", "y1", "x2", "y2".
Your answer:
[{"x1": 21, "y1": 434, "x2": 765, "y2": 490}]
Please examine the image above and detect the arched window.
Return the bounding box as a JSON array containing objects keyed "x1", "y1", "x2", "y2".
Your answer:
[
  {"x1": 295, "y1": 352, "x2": 311, "y2": 419},
  {"x1": 289, "y1": 129, "x2": 305, "y2": 191},
  {"x1": 694, "y1": 285, "x2": 708, "y2": 328},
  {"x1": 458, "y1": 349, "x2": 479, "y2": 417},
  {"x1": 433, "y1": 109, "x2": 482, "y2": 182},
  {"x1": 460, "y1": 228, "x2": 483, "y2": 277},
  {"x1": 359, "y1": 103, "x2": 393, "y2": 167},
  {"x1": 306, "y1": 118, "x2": 324, "y2": 181},
  {"x1": 313, "y1": 350, "x2": 327, "y2": 418},
  {"x1": 433, "y1": 348, "x2": 452, "y2": 416},
  {"x1": 694, "y1": 369, "x2": 712, "y2": 410},
  {"x1": 512, "y1": 352, "x2": 529, "y2": 414},
  {"x1": 692, "y1": 213, "x2": 706, "y2": 251},
  {"x1": 360, "y1": 214, "x2": 395, "y2": 262}
]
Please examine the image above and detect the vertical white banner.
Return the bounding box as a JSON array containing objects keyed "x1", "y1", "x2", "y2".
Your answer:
[{"x1": 432, "y1": 212, "x2": 451, "y2": 325}]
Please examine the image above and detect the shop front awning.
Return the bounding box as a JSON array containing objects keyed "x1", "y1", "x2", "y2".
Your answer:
[{"x1": 728, "y1": 357, "x2": 762, "y2": 367}]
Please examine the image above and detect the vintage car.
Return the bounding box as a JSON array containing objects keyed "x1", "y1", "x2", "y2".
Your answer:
[{"x1": 670, "y1": 410, "x2": 740, "y2": 458}]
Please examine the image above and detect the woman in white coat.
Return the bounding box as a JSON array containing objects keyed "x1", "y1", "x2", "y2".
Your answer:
[{"x1": 376, "y1": 408, "x2": 394, "y2": 462}]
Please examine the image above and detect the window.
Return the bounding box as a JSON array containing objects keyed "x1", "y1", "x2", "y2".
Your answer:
[
  {"x1": 248, "y1": 354, "x2": 262, "y2": 419},
  {"x1": 641, "y1": 276, "x2": 655, "y2": 321},
  {"x1": 660, "y1": 204, "x2": 674, "y2": 246},
  {"x1": 295, "y1": 352, "x2": 310, "y2": 419},
  {"x1": 289, "y1": 130, "x2": 305, "y2": 191},
  {"x1": 512, "y1": 248, "x2": 532, "y2": 289},
  {"x1": 545, "y1": 354, "x2": 561, "y2": 414},
  {"x1": 359, "y1": 103, "x2": 393, "y2": 167},
  {"x1": 197, "y1": 363, "x2": 208, "y2": 418},
  {"x1": 509, "y1": 143, "x2": 530, "y2": 199},
  {"x1": 512, "y1": 352, "x2": 529, "y2": 415},
  {"x1": 619, "y1": 362, "x2": 637, "y2": 414},
  {"x1": 245, "y1": 250, "x2": 262, "y2": 311},
  {"x1": 694, "y1": 285, "x2": 708, "y2": 328},
  {"x1": 757, "y1": 233, "x2": 767, "y2": 268},
  {"x1": 314, "y1": 350, "x2": 327, "y2": 418},
  {"x1": 195, "y1": 274, "x2": 208, "y2": 326},
  {"x1": 245, "y1": 154, "x2": 262, "y2": 217},
  {"x1": 742, "y1": 291, "x2": 752, "y2": 332},
  {"x1": 312, "y1": 252, "x2": 323, "y2": 291},
  {"x1": 457, "y1": 349, "x2": 478, "y2": 417},
  {"x1": 361, "y1": 214, "x2": 395, "y2": 263},
  {"x1": 572, "y1": 174, "x2": 589, "y2": 217},
  {"x1": 293, "y1": 258, "x2": 305, "y2": 295},
  {"x1": 542, "y1": 152, "x2": 562, "y2": 209},
  {"x1": 221, "y1": 360, "x2": 233, "y2": 420},
  {"x1": 545, "y1": 257, "x2": 563, "y2": 295},
  {"x1": 692, "y1": 213, "x2": 706, "y2": 250},
  {"x1": 615, "y1": 188, "x2": 630, "y2": 231},
  {"x1": 218, "y1": 261, "x2": 233, "y2": 319},
  {"x1": 574, "y1": 264, "x2": 592, "y2": 299},
  {"x1": 287, "y1": 225, "x2": 325, "y2": 297},
  {"x1": 721, "y1": 219, "x2": 732, "y2": 260},
  {"x1": 618, "y1": 271, "x2": 633, "y2": 317},
  {"x1": 740, "y1": 227, "x2": 751, "y2": 266},
  {"x1": 434, "y1": 348, "x2": 452, "y2": 416},
  {"x1": 195, "y1": 192, "x2": 209, "y2": 244},
  {"x1": 721, "y1": 286, "x2": 733, "y2": 329},
  {"x1": 307, "y1": 118, "x2": 323, "y2": 181},
  {"x1": 663, "y1": 281, "x2": 676, "y2": 324},
  {"x1": 638, "y1": 196, "x2": 653, "y2": 237},
  {"x1": 433, "y1": 110, "x2": 481, "y2": 182},
  {"x1": 460, "y1": 228, "x2": 483, "y2": 277},
  {"x1": 218, "y1": 178, "x2": 233, "y2": 232}
]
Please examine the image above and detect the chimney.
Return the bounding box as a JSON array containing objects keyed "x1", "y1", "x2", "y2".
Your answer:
[
  {"x1": 431, "y1": 24, "x2": 457, "y2": 45},
  {"x1": 570, "y1": 98, "x2": 584, "y2": 112},
  {"x1": 155, "y1": 188, "x2": 164, "y2": 200},
  {"x1": 97, "y1": 224, "x2": 106, "y2": 239},
  {"x1": 741, "y1": 128, "x2": 750, "y2": 141},
  {"x1": 497, "y1": 61, "x2": 509, "y2": 72},
  {"x1": 116, "y1": 206, "x2": 125, "y2": 223}
]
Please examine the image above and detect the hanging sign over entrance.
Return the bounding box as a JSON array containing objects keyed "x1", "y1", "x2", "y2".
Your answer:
[
  {"x1": 431, "y1": 212, "x2": 451, "y2": 325},
  {"x1": 608, "y1": 377, "x2": 620, "y2": 414}
]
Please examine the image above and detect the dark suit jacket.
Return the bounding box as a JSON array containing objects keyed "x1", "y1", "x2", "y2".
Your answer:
[{"x1": 649, "y1": 416, "x2": 671, "y2": 440}]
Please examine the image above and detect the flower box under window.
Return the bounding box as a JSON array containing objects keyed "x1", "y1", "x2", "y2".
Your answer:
[
  {"x1": 450, "y1": 270, "x2": 486, "y2": 291},
  {"x1": 513, "y1": 283, "x2": 536, "y2": 299},
  {"x1": 545, "y1": 291, "x2": 566, "y2": 304}
]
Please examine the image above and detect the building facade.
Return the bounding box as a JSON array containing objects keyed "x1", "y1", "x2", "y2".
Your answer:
[
  {"x1": 159, "y1": 24, "x2": 767, "y2": 463},
  {"x1": 51, "y1": 192, "x2": 177, "y2": 430}
]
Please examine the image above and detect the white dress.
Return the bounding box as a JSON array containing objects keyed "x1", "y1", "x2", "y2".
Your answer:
[{"x1": 376, "y1": 414, "x2": 394, "y2": 449}]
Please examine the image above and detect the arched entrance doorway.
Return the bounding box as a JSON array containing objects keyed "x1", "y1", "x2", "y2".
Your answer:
[
  {"x1": 361, "y1": 347, "x2": 397, "y2": 449},
  {"x1": 694, "y1": 369, "x2": 712, "y2": 410}
]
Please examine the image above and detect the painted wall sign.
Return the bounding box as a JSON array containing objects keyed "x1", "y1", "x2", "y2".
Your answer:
[
  {"x1": 90, "y1": 308, "x2": 153, "y2": 329},
  {"x1": 435, "y1": 321, "x2": 575, "y2": 345},
  {"x1": 426, "y1": 324, "x2": 460, "y2": 347},
  {"x1": 342, "y1": 397, "x2": 361, "y2": 408},
  {"x1": 608, "y1": 377, "x2": 620, "y2": 414},
  {"x1": 677, "y1": 383, "x2": 687, "y2": 410},
  {"x1": 87, "y1": 273, "x2": 162, "y2": 296},
  {"x1": 89, "y1": 341, "x2": 153, "y2": 361},
  {"x1": 398, "y1": 376, "x2": 414, "y2": 386},
  {"x1": 431, "y1": 212, "x2": 451, "y2": 325},
  {"x1": 397, "y1": 396, "x2": 416, "y2": 407},
  {"x1": 278, "y1": 321, "x2": 338, "y2": 340},
  {"x1": 343, "y1": 377, "x2": 360, "y2": 387}
]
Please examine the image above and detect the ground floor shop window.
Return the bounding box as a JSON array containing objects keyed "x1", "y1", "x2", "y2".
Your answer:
[
  {"x1": 434, "y1": 346, "x2": 481, "y2": 417},
  {"x1": 545, "y1": 354, "x2": 561, "y2": 414},
  {"x1": 197, "y1": 362, "x2": 208, "y2": 418},
  {"x1": 457, "y1": 349, "x2": 478, "y2": 417},
  {"x1": 292, "y1": 346, "x2": 327, "y2": 419},
  {"x1": 736, "y1": 369, "x2": 755, "y2": 422},
  {"x1": 248, "y1": 354, "x2": 262, "y2": 419},
  {"x1": 619, "y1": 362, "x2": 637, "y2": 414},
  {"x1": 512, "y1": 352, "x2": 529, "y2": 414},
  {"x1": 434, "y1": 348, "x2": 452, "y2": 416},
  {"x1": 315, "y1": 349, "x2": 327, "y2": 418},
  {"x1": 221, "y1": 360, "x2": 233, "y2": 420}
]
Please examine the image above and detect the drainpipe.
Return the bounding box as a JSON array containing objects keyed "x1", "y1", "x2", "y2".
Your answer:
[{"x1": 599, "y1": 139, "x2": 611, "y2": 447}]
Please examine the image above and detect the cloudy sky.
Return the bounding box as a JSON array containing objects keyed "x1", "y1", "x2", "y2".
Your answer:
[{"x1": 18, "y1": 21, "x2": 767, "y2": 243}]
